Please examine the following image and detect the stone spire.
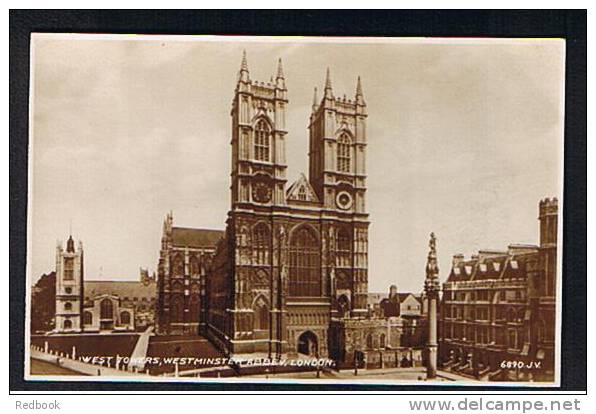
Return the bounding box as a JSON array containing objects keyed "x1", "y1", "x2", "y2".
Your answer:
[
  {"x1": 355, "y1": 76, "x2": 365, "y2": 105},
  {"x1": 275, "y1": 58, "x2": 286, "y2": 90},
  {"x1": 66, "y1": 234, "x2": 75, "y2": 253},
  {"x1": 324, "y1": 67, "x2": 334, "y2": 99},
  {"x1": 238, "y1": 50, "x2": 249, "y2": 83}
]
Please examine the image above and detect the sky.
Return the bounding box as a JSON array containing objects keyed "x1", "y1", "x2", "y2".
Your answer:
[{"x1": 29, "y1": 35, "x2": 564, "y2": 294}]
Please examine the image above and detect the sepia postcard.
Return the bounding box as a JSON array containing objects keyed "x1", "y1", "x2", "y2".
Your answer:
[{"x1": 25, "y1": 34, "x2": 565, "y2": 386}]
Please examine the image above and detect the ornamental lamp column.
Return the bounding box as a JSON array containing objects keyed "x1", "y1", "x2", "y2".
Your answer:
[{"x1": 424, "y1": 232, "x2": 440, "y2": 379}]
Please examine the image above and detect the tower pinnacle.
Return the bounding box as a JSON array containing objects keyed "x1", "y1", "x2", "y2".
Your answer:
[
  {"x1": 275, "y1": 58, "x2": 286, "y2": 90},
  {"x1": 312, "y1": 87, "x2": 319, "y2": 111},
  {"x1": 276, "y1": 58, "x2": 284, "y2": 79},
  {"x1": 324, "y1": 67, "x2": 334, "y2": 99},
  {"x1": 355, "y1": 76, "x2": 365, "y2": 105},
  {"x1": 241, "y1": 50, "x2": 249, "y2": 72},
  {"x1": 238, "y1": 50, "x2": 250, "y2": 83}
]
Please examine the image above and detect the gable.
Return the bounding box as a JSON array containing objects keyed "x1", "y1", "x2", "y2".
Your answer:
[{"x1": 286, "y1": 173, "x2": 319, "y2": 204}]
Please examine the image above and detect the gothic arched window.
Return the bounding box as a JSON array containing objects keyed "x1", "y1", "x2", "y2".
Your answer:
[
  {"x1": 63, "y1": 319, "x2": 72, "y2": 330},
  {"x1": 253, "y1": 224, "x2": 271, "y2": 265},
  {"x1": 337, "y1": 133, "x2": 351, "y2": 173},
  {"x1": 120, "y1": 311, "x2": 131, "y2": 325},
  {"x1": 336, "y1": 227, "x2": 352, "y2": 268},
  {"x1": 289, "y1": 226, "x2": 321, "y2": 297},
  {"x1": 83, "y1": 311, "x2": 92, "y2": 325},
  {"x1": 253, "y1": 297, "x2": 269, "y2": 331},
  {"x1": 172, "y1": 254, "x2": 184, "y2": 278},
  {"x1": 100, "y1": 299, "x2": 113, "y2": 320},
  {"x1": 190, "y1": 255, "x2": 200, "y2": 276},
  {"x1": 254, "y1": 120, "x2": 270, "y2": 162},
  {"x1": 171, "y1": 296, "x2": 184, "y2": 323},
  {"x1": 64, "y1": 302, "x2": 72, "y2": 311}
]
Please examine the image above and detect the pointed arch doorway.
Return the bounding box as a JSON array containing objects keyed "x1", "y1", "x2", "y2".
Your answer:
[{"x1": 297, "y1": 331, "x2": 318, "y2": 356}]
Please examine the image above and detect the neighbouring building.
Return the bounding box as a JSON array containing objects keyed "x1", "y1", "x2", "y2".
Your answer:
[
  {"x1": 379, "y1": 285, "x2": 424, "y2": 318},
  {"x1": 54, "y1": 236, "x2": 84, "y2": 333},
  {"x1": 155, "y1": 212, "x2": 224, "y2": 335},
  {"x1": 439, "y1": 198, "x2": 558, "y2": 381},
  {"x1": 83, "y1": 268, "x2": 157, "y2": 332},
  {"x1": 52, "y1": 235, "x2": 158, "y2": 334}
]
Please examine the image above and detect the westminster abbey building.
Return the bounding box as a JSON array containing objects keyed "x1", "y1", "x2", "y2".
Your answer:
[{"x1": 205, "y1": 54, "x2": 371, "y2": 357}]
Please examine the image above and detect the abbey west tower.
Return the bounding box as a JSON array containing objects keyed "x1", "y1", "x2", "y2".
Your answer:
[{"x1": 206, "y1": 53, "x2": 369, "y2": 357}]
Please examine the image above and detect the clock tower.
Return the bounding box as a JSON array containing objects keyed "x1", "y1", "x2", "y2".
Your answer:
[
  {"x1": 308, "y1": 69, "x2": 368, "y2": 215},
  {"x1": 230, "y1": 52, "x2": 288, "y2": 209}
]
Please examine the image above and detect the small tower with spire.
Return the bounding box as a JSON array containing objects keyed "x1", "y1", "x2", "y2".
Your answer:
[
  {"x1": 55, "y1": 233, "x2": 84, "y2": 333},
  {"x1": 424, "y1": 232, "x2": 440, "y2": 379}
]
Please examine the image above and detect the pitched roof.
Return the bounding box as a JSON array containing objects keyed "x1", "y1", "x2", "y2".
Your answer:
[
  {"x1": 84, "y1": 280, "x2": 156, "y2": 300},
  {"x1": 171, "y1": 227, "x2": 224, "y2": 249},
  {"x1": 398, "y1": 292, "x2": 421, "y2": 304}
]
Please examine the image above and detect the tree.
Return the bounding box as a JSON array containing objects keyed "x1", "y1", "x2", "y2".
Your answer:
[{"x1": 30, "y1": 271, "x2": 55, "y2": 333}]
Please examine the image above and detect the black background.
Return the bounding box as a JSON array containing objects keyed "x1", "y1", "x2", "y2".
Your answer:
[{"x1": 9, "y1": 9, "x2": 587, "y2": 393}]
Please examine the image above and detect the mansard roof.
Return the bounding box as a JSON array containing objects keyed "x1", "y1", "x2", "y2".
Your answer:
[
  {"x1": 286, "y1": 173, "x2": 319, "y2": 204},
  {"x1": 171, "y1": 227, "x2": 224, "y2": 249},
  {"x1": 446, "y1": 246, "x2": 539, "y2": 284}
]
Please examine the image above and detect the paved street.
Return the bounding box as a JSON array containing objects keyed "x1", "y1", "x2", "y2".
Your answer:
[{"x1": 29, "y1": 358, "x2": 85, "y2": 376}]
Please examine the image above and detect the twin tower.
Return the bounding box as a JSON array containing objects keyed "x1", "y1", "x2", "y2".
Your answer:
[{"x1": 230, "y1": 51, "x2": 368, "y2": 214}]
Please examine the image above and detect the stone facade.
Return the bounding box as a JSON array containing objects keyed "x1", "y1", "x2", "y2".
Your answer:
[
  {"x1": 82, "y1": 269, "x2": 157, "y2": 332},
  {"x1": 155, "y1": 213, "x2": 224, "y2": 335},
  {"x1": 329, "y1": 317, "x2": 427, "y2": 369},
  {"x1": 206, "y1": 54, "x2": 370, "y2": 357},
  {"x1": 54, "y1": 236, "x2": 84, "y2": 333},
  {"x1": 439, "y1": 198, "x2": 558, "y2": 381}
]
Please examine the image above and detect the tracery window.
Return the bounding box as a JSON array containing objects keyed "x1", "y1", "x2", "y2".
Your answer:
[
  {"x1": 337, "y1": 133, "x2": 351, "y2": 173},
  {"x1": 172, "y1": 254, "x2": 184, "y2": 278},
  {"x1": 336, "y1": 227, "x2": 352, "y2": 268},
  {"x1": 253, "y1": 224, "x2": 271, "y2": 265},
  {"x1": 289, "y1": 227, "x2": 321, "y2": 296},
  {"x1": 100, "y1": 299, "x2": 113, "y2": 320},
  {"x1": 190, "y1": 255, "x2": 201, "y2": 276},
  {"x1": 254, "y1": 120, "x2": 271, "y2": 162}
]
